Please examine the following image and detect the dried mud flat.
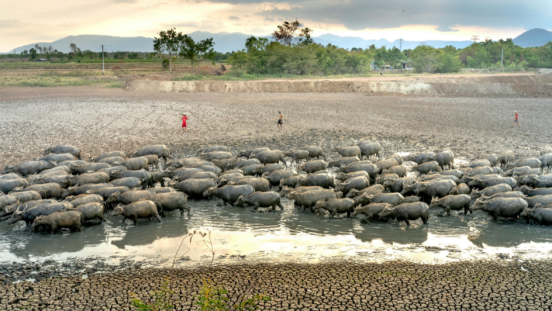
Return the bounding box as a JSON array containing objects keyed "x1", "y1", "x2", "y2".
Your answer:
[
  {"x1": 0, "y1": 87, "x2": 551, "y2": 168},
  {"x1": 1, "y1": 260, "x2": 550, "y2": 310}
]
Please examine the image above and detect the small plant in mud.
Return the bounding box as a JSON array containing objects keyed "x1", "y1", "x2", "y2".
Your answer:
[{"x1": 131, "y1": 231, "x2": 270, "y2": 310}]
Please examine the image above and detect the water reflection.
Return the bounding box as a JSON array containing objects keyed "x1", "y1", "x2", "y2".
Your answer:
[{"x1": 0, "y1": 197, "x2": 551, "y2": 266}]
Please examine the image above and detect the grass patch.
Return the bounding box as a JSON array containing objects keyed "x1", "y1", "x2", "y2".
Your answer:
[{"x1": 107, "y1": 82, "x2": 123, "y2": 88}]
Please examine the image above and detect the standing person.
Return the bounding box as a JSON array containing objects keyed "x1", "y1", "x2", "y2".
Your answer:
[
  {"x1": 182, "y1": 113, "x2": 188, "y2": 132},
  {"x1": 513, "y1": 111, "x2": 520, "y2": 128},
  {"x1": 277, "y1": 111, "x2": 283, "y2": 132}
]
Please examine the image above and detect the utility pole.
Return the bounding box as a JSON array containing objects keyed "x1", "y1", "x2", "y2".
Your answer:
[
  {"x1": 471, "y1": 35, "x2": 479, "y2": 43},
  {"x1": 102, "y1": 44, "x2": 105, "y2": 74},
  {"x1": 501, "y1": 46, "x2": 504, "y2": 67},
  {"x1": 399, "y1": 39, "x2": 403, "y2": 51}
]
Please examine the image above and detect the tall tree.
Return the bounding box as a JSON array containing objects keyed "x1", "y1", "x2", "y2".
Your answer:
[
  {"x1": 153, "y1": 27, "x2": 182, "y2": 73},
  {"x1": 70, "y1": 43, "x2": 78, "y2": 54},
  {"x1": 272, "y1": 19, "x2": 313, "y2": 46},
  {"x1": 179, "y1": 35, "x2": 215, "y2": 75}
]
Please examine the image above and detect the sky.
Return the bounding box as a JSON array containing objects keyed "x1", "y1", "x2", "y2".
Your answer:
[{"x1": 1, "y1": 0, "x2": 552, "y2": 52}]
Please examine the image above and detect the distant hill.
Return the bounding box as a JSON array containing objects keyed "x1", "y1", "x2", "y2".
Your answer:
[
  {"x1": 5, "y1": 28, "x2": 551, "y2": 54},
  {"x1": 513, "y1": 28, "x2": 552, "y2": 47}
]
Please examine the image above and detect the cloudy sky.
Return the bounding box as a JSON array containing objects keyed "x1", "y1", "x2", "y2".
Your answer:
[{"x1": 1, "y1": 0, "x2": 551, "y2": 52}]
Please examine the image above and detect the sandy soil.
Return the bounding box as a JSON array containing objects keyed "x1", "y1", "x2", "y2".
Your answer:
[{"x1": 0, "y1": 86, "x2": 549, "y2": 168}]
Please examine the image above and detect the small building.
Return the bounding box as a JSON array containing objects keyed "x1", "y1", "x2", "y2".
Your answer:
[{"x1": 401, "y1": 61, "x2": 414, "y2": 70}]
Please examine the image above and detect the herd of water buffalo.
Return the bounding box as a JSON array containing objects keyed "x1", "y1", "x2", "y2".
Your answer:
[{"x1": 2, "y1": 139, "x2": 552, "y2": 233}]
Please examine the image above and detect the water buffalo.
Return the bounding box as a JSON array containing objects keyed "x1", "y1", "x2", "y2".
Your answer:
[
  {"x1": 114, "y1": 170, "x2": 153, "y2": 189},
  {"x1": 190, "y1": 164, "x2": 222, "y2": 174},
  {"x1": 328, "y1": 157, "x2": 359, "y2": 168},
  {"x1": 468, "y1": 176, "x2": 517, "y2": 189},
  {"x1": 333, "y1": 146, "x2": 361, "y2": 158},
  {"x1": 429, "y1": 194, "x2": 471, "y2": 216},
  {"x1": 203, "y1": 184, "x2": 255, "y2": 205},
  {"x1": 298, "y1": 145, "x2": 324, "y2": 160},
  {"x1": 3, "y1": 161, "x2": 55, "y2": 177},
  {"x1": 199, "y1": 145, "x2": 230, "y2": 155},
  {"x1": 39, "y1": 165, "x2": 71, "y2": 176},
  {"x1": 383, "y1": 165, "x2": 407, "y2": 178},
  {"x1": 148, "y1": 192, "x2": 189, "y2": 216},
  {"x1": 106, "y1": 189, "x2": 157, "y2": 205},
  {"x1": 404, "y1": 152, "x2": 435, "y2": 165},
  {"x1": 110, "y1": 177, "x2": 142, "y2": 188},
  {"x1": 379, "y1": 202, "x2": 430, "y2": 225},
  {"x1": 284, "y1": 150, "x2": 310, "y2": 163},
  {"x1": 280, "y1": 186, "x2": 324, "y2": 198},
  {"x1": 176, "y1": 171, "x2": 218, "y2": 182},
  {"x1": 468, "y1": 159, "x2": 492, "y2": 168},
  {"x1": 508, "y1": 158, "x2": 542, "y2": 169},
  {"x1": 70, "y1": 202, "x2": 105, "y2": 223},
  {"x1": 450, "y1": 183, "x2": 470, "y2": 195},
  {"x1": 98, "y1": 166, "x2": 128, "y2": 180},
  {"x1": 263, "y1": 169, "x2": 295, "y2": 186},
  {"x1": 33, "y1": 211, "x2": 84, "y2": 233},
  {"x1": 436, "y1": 170, "x2": 464, "y2": 179},
  {"x1": 112, "y1": 201, "x2": 161, "y2": 225},
  {"x1": 519, "y1": 186, "x2": 552, "y2": 197},
  {"x1": 212, "y1": 158, "x2": 238, "y2": 170},
  {"x1": 262, "y1": 163, "x2": 286, "y2": 174},
  {"x1": 469, "y1": 197, "x2": 528, "y2": 220},
  {"x1": 7, "y1": 202, "x2": 73, "y2": 226},
  {"x1": 352, "y1": 203, "x2": 391, "y2": 222},
  {"x1": 38, "y1": 153, "x2": 75, "y2": 163},
  {"x1": 0, "y1": 178, "x2": 29, "y2": 194},
  {"x1": 174, "y1": 178, "x2": 216, "y2": 199},
  {"x1": 44, "y1": 145, "x2": 81, "y2": 159},
  {"x1": 417, "y1": 180, "x2": 457, "y2": 200},
  {"x1": 498, "y1": 151, "x2": 515, "y2": 167},
  {"x1": 340, "y1": 162, "x2": 380, "y2": 179},
  {"x1": 280, "y1": 175, "x2": 306, "y2": 188},
  {"x1": 470, "y1": 184, "x2": 512, "y2": 200},
  {"x1": 235, "y1": 191, "x2": 284, "y2": 211},
  {"x1": 166, "y1": 157, "x2": 201, "y2": 169},
  {"x1": 97, "y1": 156, "x2": 126, "y2": 165},
  {"x1": 358, "y1": 141, "x2": 381, "y2": 160},
  {"x1": 233, "y1": 159, "x2": 261, "y2": 169},
  {"x1": 336, "y1": 176, "x2": 370, "y2": 195},
  {"x1": 255, "y1": 150, "x2": 285, "y2": 164},
  {"x1": 288, "y1": 189, "x2": 340, "y2": 212},
  {"x1": 237, "y1": 148, "x2": 269, "y2": 159},
  {"x1": 71, "y1": 163, "x2": 111, "y2": 175},
  {"x1": 335, "y1": 171, "x2": 368, "y2": 182},
  {"x1": 67, "y1": 194, "x2": 104, "y2": 208},
  {"x1": 0, "y1": 173, "x2": 21, "y2": 180},
  {"x1": 375, "y1": 173, "x2": 399, "y2": 186},
  {"x1": 376, "y1": 159, "x2": 399, "y2": 171},
  {"x1": 201, "y1": 151, "x2": 233, "y2": 162},
  {"x1": 94, "y1": 151, "x2": 127, "y2": 162},
  {"x1": 0, "y1": 190, "x2": 41, "y2": 212},
  {"x1": 23, "y1": 183, "x2": 62, "y2": 199},
  {"x1": 468, "y1": 166, "x2": 495, "y2": 177},
  {"x1": 86, "y1": 186, "x2": 130, "y2": 203},
  {"x1": 298, "y1": 160, "x2": 327, "y2": 174},
  {"x1": 117, "y1": 157, "x2": 149, "y2": 171},
  {"x1": 241, "y1": 164, "x2": 264, "y2": 176},
  {"x1": 132, "y1": 145, "x2": 171, "y2": 161},
  {"x1": 484, "y1": 154, "x2": 499, "y2": 167},
  {"x1": 61, "y1": 184, "x2": 114, "y2": 199},
  {"x1": 521, "y1": 204, "x2": 552, "y2": 225},
  {"x1": 68, "y1": 172, "x2": 110, "y2": 187},
  {"x1": 529, "y1": 174, "x2": 552, "y2": 188},
  {"x1": 345, "y1": 184, "x2": 385, "y2": 198},
  {"x1": 523, "y1": 194, "x2": 552, "y2": 208},
  {"x1": 540, "y1": 153, "x2": 552, "y2": 171},
  {"x1": 411, "y1": 161, "x2": 441, "y2": 175},
  {"x1": 314, "y1": 198, "x2": 355, "y2": 218},
  {"x1": 228, "y1": 177, "x2": 270, "y2": 192},
  {"x1": 426, "y1": 151, "x2": 454, "y2": 171},
  {"x1": 28, "y1": 174, "x2": 71, "y2": 190},
  {"x1": 296, "y1": 172, "x2": 335, "y2": 189},
  {"x1": 383, "y1": 177, "x2": 415, "y2": 193},
  {"x1": 368, "y1": 193, "x2": 405, "y2": 206}
]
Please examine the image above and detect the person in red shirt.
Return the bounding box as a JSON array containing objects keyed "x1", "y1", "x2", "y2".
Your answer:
[
  {"x1": 512, "y1": 111, "x2": 520, "y2": 128},
  {"x1": 182, "y1": 113, "x2": 189, "y2": 132}
]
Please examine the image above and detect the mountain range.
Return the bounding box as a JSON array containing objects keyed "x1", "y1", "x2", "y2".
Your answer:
[{"x1": 4, "y1": 28, "x2": 551, "y2": 54}]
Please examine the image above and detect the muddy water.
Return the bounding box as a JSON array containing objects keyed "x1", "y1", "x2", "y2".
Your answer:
[{"x1": 1, "y1": 196, "x2": 552, "y2": 268}]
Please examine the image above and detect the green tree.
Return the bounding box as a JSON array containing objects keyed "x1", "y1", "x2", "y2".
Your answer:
[
  {"x1": 179, "y1": 35, "x2": 215, "y2": 75},
  {"x1": 227, "y1": 50, "x2": 250, "y2": 69},
  {"x1": 153, "y1": 27, "x2": 182, "y2": 73},
  {"x1": 411, "y1": 45, "x2": 442, "y2": 73},
  {"x1": 29, "y1": 48, "x2": 37, "y2": 60},
  {"x1": 272, "y1": 19, "x2": 313, "y2": 46},
  {"x1": 245, "y1": 37, "x2": 269, "y2": 52},
  {"x1": 437, "y1": 52, "x2": 461, "y2": 73}
]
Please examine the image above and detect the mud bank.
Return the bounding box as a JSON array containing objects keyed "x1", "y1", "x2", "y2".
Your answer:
[
  {"x1": 123, "y1": 73, "x2": 552, "y2": 97},
  {"x1": 1, "y1": 260, "x2": 550, "y2": 311}
]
